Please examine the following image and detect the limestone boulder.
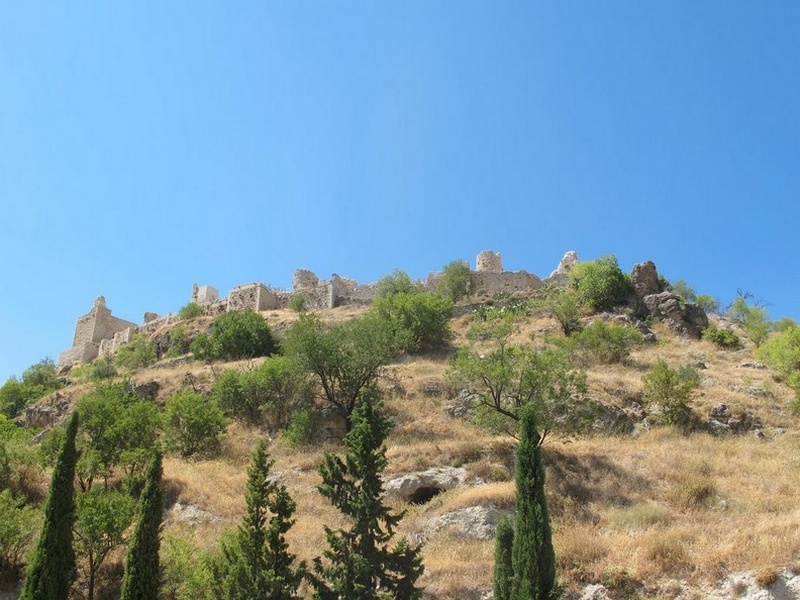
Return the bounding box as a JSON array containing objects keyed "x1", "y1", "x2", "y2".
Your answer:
[
  {"x1": 426, "y1": 505, "x2": 508, "y2": 541},
  {"x1": 631, "y1": 261, "x2": 662, "y2": 299},
  {"x1": 384, "y1": 467, "x2": 467, "y2": 504},
  {"x1": 642, "y1": 292, "x2": 709, "y2": 338}
]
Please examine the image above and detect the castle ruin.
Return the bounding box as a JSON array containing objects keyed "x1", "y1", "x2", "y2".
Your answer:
[{"x1": 57, "y1": 250, "x2": 576, "y2": 371}]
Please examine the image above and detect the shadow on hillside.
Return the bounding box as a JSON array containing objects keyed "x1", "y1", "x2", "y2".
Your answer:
[{"x1": 543, "y1": 448, "x2": 653, "y2": 523}]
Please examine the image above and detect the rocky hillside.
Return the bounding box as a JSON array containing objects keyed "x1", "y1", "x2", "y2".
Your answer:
[{"x1": 11, "y1": 260, "x2": 800, "y2": 600}]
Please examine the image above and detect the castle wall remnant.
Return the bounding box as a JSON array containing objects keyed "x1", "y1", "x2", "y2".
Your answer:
[
  {"x1": 58, "y1": 297, "x2": 138, "y2": 369},
  {"x1": 476, "y1": 250, "x2": 503, "y2": 273},
  {"x1": 192, "y1": 284, "x2": 219, "y2": 305},
  {"x1": 227, "y1": 283, "x2": 281, "y2": 312}
]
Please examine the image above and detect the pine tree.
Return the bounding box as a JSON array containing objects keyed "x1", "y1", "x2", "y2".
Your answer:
[
  {"x1": 210, "y1": 438, "x2": 303, "y2": 600},
  {"x1": 21, "y1": 412, "x2": 79, "y2": 600},
  {"x1": 310, "y1": 389, "x2": 424, "y2": 600},
  {"x1": 510, "y1": 405, "x2": 556, "y2": 600},
  {"x1": 493, "y1": 515, "x2": 515, "y2": 600},
  {"x1": 120, "y1": 451, "x2": 163, "y2": 600}
]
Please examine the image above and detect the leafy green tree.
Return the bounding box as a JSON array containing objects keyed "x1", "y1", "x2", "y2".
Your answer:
[
  {"x1": 166, "y1": 324, "x2": 193, "y2": 358},
  {"x1": 159, "y1": 533, "x2": 213, "y2": 600},
  {"x1": 310, "y1": 391, "x2": 424, "y2": 599},
  {"x1": 284, "y1": 314, "x2": 395, "y2": 433},
  {"x1": 0, "y1": 358, "x2": 62, "y2": 419},
  {"x1": 449, "y1": 340, "x2": 588, "y2": 443},
  {"x1": 73, "y1": 489, "x2": 136, "y2": 600},
  {"x1": 642, "y1": 359, "x2": 700, "y2": 428},
  {"x1": 727, "y1": 294, "x2": 772, "y2": 347},
  {"x1": 120, "y1": 452, "x2": 164, "y2": 600},
  {"x1": 569, "y1": 255, "x2": 632, "y2": 312},
  {"x1": 178, "y1": 302, "x2": 205, "y2": 320},
  {"x1": 21, "y1": 412, "x2": 79, "y2": 600},
  {"x1": 0, "y1": 489, "x2": 39, "y2": 586},
  {"x1": 209, "y1": 438, "x2": 304, "y2": 600},
  {"x1": 196, "y1": 309, "x2": 277, "y2": 361},
  {"x1": 509, "y1": 405, "x2": 556, "y2": 600},
  {"x1": 212, "y1": 357, "x2": 311, "y2": 428},
  {"x1": 375, "y1": 270, "x2": 419, "y2": 299},
  {"x1": 669, "y1": 279, "x2": 697, "y2": 303},
  {"x1": 545, "y1": 288, "x2": 583, "y2": 337},
  {"x1": 116, "y1": 335, "x2": 158, "y2": 370},
  {"x1": 371, "y1": 291, "x2": 453, "y2": 354},
  {"x1": 695, "y1": 294, "x2": 720, "y2": 315},
  {"x1": 163, "y1": 391, "x2": 227, "y2": 457},
  {"x1": 493, "y1": 515, "x2": 515, "y2": 600},
  {"x1": 437, "y1": 260, "x2": 471, "y2": 302}
]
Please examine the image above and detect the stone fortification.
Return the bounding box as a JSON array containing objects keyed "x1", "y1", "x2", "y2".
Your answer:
[
  {"x1": 58, "y1": 250, "x2": 566, "y2": 370},
  {"x1": 58, "y1": 297, "x2": 137, "y2": 369}
]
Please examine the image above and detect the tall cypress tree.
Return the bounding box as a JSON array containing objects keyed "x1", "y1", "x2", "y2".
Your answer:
[
  {"x1": 21, "y1": 412, "x2": 79, "y2": 600},
  {"x1": 120, "y1": 450, "x2": 163, "y2": 600},
  {"x1": 210, "y1": 438, "x2": 303, "y2": 600},
  {"x1": 310, "y1": 389, "x2": 424, "y2": 600},
  {"x1": 493, "y1": 515, "x2": 515, "y2": 600},
  {"x1": 510, "y1": 405, "x2": 556, "y2": 600}
]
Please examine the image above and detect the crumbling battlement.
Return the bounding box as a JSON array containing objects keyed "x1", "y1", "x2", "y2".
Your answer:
[{"x1": 58, "y1": 250, "x2": 575, "y2": 370}]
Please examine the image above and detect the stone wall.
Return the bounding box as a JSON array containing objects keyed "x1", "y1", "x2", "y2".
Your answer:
[
  {"x1": 58, "y1": 297, "x2": 137, "y2": 369},
  {"x1": 471, "y1": 271, "x2": 544, "y2": 297},
  {"x1": 227, "y1": 283, "x2": 282, "y2": 312},
  {"x1": 476, "y1": 250, "x2": 503, "y2": 273}
]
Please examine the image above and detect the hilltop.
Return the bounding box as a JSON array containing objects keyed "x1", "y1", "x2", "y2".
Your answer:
[{"x1": 2, "y1": 251, "x2": 800, "y2": 600}]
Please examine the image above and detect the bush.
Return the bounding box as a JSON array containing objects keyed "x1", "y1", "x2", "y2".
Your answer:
[
  {"x1": 375, "y1": 270, "x2": 419, "y2": 298},
  {"x1": 116, "y1": 335, "x2": 157, "y2": 370},
  {"x1": 178, "y1": 302, "x2": 205, "y2": 320},
  {"x1": 727, "y1": 294, "x2": 772, "y2": 347},
  {"x1": 437, "y1": 260, "x2": 471, "y2": 302},
  {"x1": 695, "y1": 294, "x2": 720, "y2": 315},
  {"x1": 192, "y1": 310, "x2": 277, "y2": 361},
  {"x1": 563, "y1": 321, "x2": 643, "y2": 364},
  {"x1": 165, "y1": 324, "x2": 192, "y2": 358},
  {"x1": 702, "y1": 325, "x2": 741, "y2": 349},
  {"x1": 371, "y1": 291, "x2": 453, "y2": 353},
  {"x1": 0, "y1": 358, "x2": 62, "y2": 419},
  {"x1": 0, "y1": 489, "x2": 39, "y2": 585},
  {"x1": 569, "y1": 255, "x2": 632, "y2": 312},
  {"x1": 284, "y1": 408, "x2": 318, "y2": 447},
  {"x1": 289, "y1": 294, "x2": 307, "y2": 313},
  {"x1": 642, "y1": 359, "x2": 700, "y2": 428},
  {"x1": 163, "y1": 391, "x2": 227, "y2": 457},
  {"x1": 757, "y1": 325, "x2": 800, "y2": 379},
  {"x1": 545, "y1": 288, "x2": 583, "y2": 336}
]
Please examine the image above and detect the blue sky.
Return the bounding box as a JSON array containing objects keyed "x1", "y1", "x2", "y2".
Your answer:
[{"x1": 1, "y1": 3, "x2": 798, "y2": 379}]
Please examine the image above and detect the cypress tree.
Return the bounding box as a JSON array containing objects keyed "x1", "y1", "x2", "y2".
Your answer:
[
  {"x1": 120, "y1": 450, "x2": 163, "y2": 600},
  {"x1": 510, "y1": 405, "x2": 556, "y2": 600},
  {"x1": 493, "y1": 515, "x2": 515, "y2": 600},
  {"x1": 310, "y1": 389, "x2": 424, "y2": 599},
  {"x1": 210, "y1": 438, "x2": 303, "y2": 600},
  {"x1": 21, "y1": 412, "x2": 79, "y2": 600}
]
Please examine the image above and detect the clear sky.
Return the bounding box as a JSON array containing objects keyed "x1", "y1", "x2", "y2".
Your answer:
[{"x1": 1, "y1": 3, "x2": 798, "y2": 379}]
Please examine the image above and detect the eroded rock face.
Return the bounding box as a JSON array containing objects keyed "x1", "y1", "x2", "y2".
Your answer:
[
  {"x1": 631, "y1": 261, "x2": 662, "y2": 299},
  {"x1": 642, "y1": 292, "x2": 709, "y2": 338},
  {"x1": 426, "y1": 505, "x2": 508, "y2": 541},
  {"x1": 549, "y1": 250, "x2": 579, "y2": 279},
  {"x1": 384, "y1": 467, "x2": 467, "y2": 503}
]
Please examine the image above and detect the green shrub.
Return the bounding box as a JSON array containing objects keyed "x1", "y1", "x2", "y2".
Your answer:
[
  {"x1": 193, "y1": 310, "x2": 277, "y2": 361},
  {"x1": 284, "y1": 408, "x2": 318, "y2": 447},
  {"x1": 165, "y1": 324, "x2": 192, "y2": 358},
  {"x1": 569, "y1": 255, "x2": 632, "y2": 312},
  {"x1": 437, "y1": 260, "x2": 471, "y2": 302},
  {"x1": 0, "y1": 489, "x2": 39, "y2": 585},
  {"x1": 757, "y1": 326, "x2": 800, "y2": 378},
  {"x1": 642, "y1": 360, "x2": 700, "y2": 428},
  {"x1": 289, "y1": 294, "x2": 307, "y2": 313},
  {"x1": 545, "y1": 288, "x2": 583, "y2": 336},
  {"x1": 178, "y1": 302, "x2": 205, "y2": 320},
  {"x1": 116, "y1": 335, "x2": 157, "y2": 370},
  {"x1": 0, "y1": 358, "x2": 62, "y2": 419},
  {"x1": 371, "y1": 291, "x2": 453, "y2": 353},
  {"x1": 695, "y1": 294, "x2": 720, "y2": 315},
  {"x1": 669, "y1": 280, "x2": 696, "y2": 303},
  {"x1": 563, "y1": 321, "x2": 643, "y2": 364},
  {"x1": 89, "y1": 357, "x2": 118, "y2": 380},
  {"x1": 702, "y1": 325, "x2": 741, "y2": 349},
  {"x1": 727, "y1": 295, "x2": 772, "y2": 347},
  {"x1": 163, "y1": 391, "x2": 227, "y2": 458},
  {"x1": 375, "y1": 269, "x2": 419, "y2": 298}
]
